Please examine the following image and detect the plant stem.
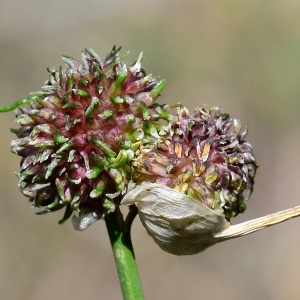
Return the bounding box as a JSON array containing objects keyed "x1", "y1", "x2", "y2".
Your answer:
[{"x1": 105, "y1": 205, "x2": 144, "y2": 300}]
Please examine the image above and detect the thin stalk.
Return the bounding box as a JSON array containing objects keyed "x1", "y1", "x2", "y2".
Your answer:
[
  {"x1": 105, "y1": 205, "x2": 144, "y2": 300},
  {"x1": 215, "y1": 204, "x2": 300, "y2": 239}
]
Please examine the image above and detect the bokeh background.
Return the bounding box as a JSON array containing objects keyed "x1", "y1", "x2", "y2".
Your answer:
[{"x1": 1, "y1": 1, "x2": 300, "y2": 299}]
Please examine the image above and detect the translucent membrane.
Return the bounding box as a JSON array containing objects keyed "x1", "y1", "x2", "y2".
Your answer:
[{"x1": 122, "y1": 183, "x2": 300, "y2": 255}]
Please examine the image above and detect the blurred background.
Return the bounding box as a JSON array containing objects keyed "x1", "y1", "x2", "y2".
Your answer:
[{"x1": 1, "y1": 1, "x2": 300, "y2": 299}]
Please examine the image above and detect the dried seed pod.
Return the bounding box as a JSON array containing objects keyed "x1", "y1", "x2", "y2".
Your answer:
[{"x1": 122, "y1": 183, "x2": 300, "y2": 255}]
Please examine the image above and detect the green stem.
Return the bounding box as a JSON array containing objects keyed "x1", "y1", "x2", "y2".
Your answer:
[{"x1": 105, "y1": 205, "x2": 144, "y2": 300}]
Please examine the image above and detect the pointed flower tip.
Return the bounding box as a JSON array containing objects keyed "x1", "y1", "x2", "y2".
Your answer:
[{"x1": 151, "y1": 79, "x2": 166, "y2": 98}]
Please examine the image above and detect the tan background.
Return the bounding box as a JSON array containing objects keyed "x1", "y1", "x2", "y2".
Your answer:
[{"x1": 1, "y1": 1, "x2": 300, "y2": 299}]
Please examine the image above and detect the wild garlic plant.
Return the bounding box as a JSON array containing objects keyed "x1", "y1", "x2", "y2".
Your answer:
[{"x1": 2, "y1": 46, "x2": 300, "y2": 300}]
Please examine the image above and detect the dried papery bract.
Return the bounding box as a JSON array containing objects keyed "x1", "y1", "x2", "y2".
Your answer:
[
  {"x1": 122, "y1": 183, "x2": 300, "y2": 255},
  {"x1": 122, "y1": 183, "x2": 230, "y2": 255}
]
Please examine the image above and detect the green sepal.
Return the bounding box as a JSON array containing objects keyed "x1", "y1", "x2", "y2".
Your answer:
[
  {"x1": 205, "y1": 172, "x2": 218, "y2": 184},
  {"x1": 30, "y1": 124, "x2": 52, "y2": 138},
  {"x1": 33, "y1": 152, "x2": 41, "y2": 165},
  {"x1": 112, "y1": 95, "x2": 124, "y2": 104},
  {"x1": 108, "y1": 168, "x2": 124, "y2": 188},
  {"x1": 41, "y1": 85, "x2": 57, "y2": 92},
  {"x1": 54, "y1": 132, "x2": 69, "y2": 144},
  {"x1": 44, "y1": 197, "x2": 60, "y2": 210},
  {"x1": 79, "y1": 78, "x2": 89, "y2": 87},
  {"x1": 61, "y1": 55, "x2": 83, "y2": 70},
  {"x1": 45, "y1": 158, "x2": 60, "y2": 179},
  {"x1": 15, "y1": 114, "x2": 34, "y2": 125},
  {"x1": 55, "y1": 183, "x2": 65, "y2": 202},
  {"x1": 47, "y1": 66, "x2": 56, "y2": 76},
  {"x1": 56, "y1": 142, "x2": 74, "y2": 154},
  {"x1": 92, "y1": 137, "x2": 116, "y2": 157},
  {"x1": 32, "y1": 174, "x2": 42, "y2": 183},
  {"x1": 36, "y1": 196, "x2": 60, "y2": 210},
  {"x1": 151, "y1": 79, "x2": 166, "y2": 98},
  {"x1": 58, "y1": 204, "x2": 73, "y2": 224},
  {"x1": 40, "y1": 149, "x2": 52, "y2": 163},
  {"x1": 66, "y1": 75, "x2": 74, "y2": 91},
  {"x1": 96, "y1": 85, "x2": 104, "y2": 94},
  {"x1": 65, "y1": 173, "x2": 81, "y2": 185},
  {"x1": 67, "y1": 150, "x2": 76, "y2": 162},
  {"x1": 143, "y1": 122, "x2": 159, "y2": 138},
  {"x1": 93, "y1": 62, "x2": 105, "y2": 78},
  {"x1": 106, "y1": 45, "x2": 122, "y2": 60},
  {"x1": 151, "y1": 120, "x2": 167, "y2": 132},
  {"x1": 32, "y1": 140, "x2": 55, "y2": 148},
  {"x1": 128, "y1": 128, "x2": 144, "y2": 141},
  {"x1": 84, "y1": 48, "x2": 102, "y2": 63},
  {"x1": 49, "y1": 113, "x2": 56, "y2": 122},
  {"x1": 73, "y1": 89, "x2": 90, "y2": 97},
  {"x1": 85, "y1": 97, "x2": 100, "y2": 121},
  {"x1": 61, "y1": 90, "x2": 71, "y2": 103},
  {"x1": 111, "y1": 69, "x2": 127, "y2": 92},
  {"x1": 113, "y1": 50, "x2": 130, "y2": 66},
  {"x1": 137, "y1": 103, "x2": 149, "y2": 120},
  {"x1": 124, "y1": 95, "x2": 134, "y2": 104},
  {"x1": 100, "y1": 110, "x2": 114, "y2": 119},
  {"x1": 29, "y1": 91, "x2": 50, "y2": 97},
  {"x1": 90, "y1": 180, "x2": 106, "y2": 198},
  {"x1": 223, "y1": 208, "x2": 233, "y2": 221},
  {"x1": 103, "y1": 198, "x2": 115, "y2": 210},
  {"x1": 59, "y1": 66, "x2": 64, "y2": 85},
  {"x1": 119, "y1": 140, "x2": 132, "y2": 150},
  {"x1": 62, "y1": 102, "x2": 78, "y2": 109},
  {"x1": 65, "y1": 121, "x2": 73, "y2": 131},
  {"x1": 154, "y1": 104, "x2": 171, "y2": 121},
  {"x1": 31, "y1": 182, "x2": 51, "y2": 191},
  {"x1": 107, "y1": 149, "x2": 128, "y2": 168},
  {"x1": 125, "y1": 114, "x2": 135, "y2": 126},
  {"x1": 85, "y1": 166, "x2": 104, "y2": 179},
  {"x1": 239, "y1": 201, "x2": 247, "y2": 213}
]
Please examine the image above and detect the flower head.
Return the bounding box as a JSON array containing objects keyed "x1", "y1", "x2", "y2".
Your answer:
[
  {"x1": 132, "y1": 106, "x2": 258, "y2": 220},
  {"x1": 9, "y1": 46, "x2": 170, "y2": 227},
  {"x1": 122, "y1": 106, "x2": 258, "y2": 255}
]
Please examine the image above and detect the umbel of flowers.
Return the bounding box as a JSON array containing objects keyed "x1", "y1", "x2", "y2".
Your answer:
[
  {"x1": 122, "y1": 105, "x2": 258, "y2": 255},
  {"x1": 8, "y1": 46, "x2": 170, "y2": 227},
  {"x1": 132, "y1": 105, "x2": 257, "y2": 221}
]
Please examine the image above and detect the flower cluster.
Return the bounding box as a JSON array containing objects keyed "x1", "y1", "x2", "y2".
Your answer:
[
  {"x1": 4, "y1": 46, "x2": 257, "y2": 230},
  {"x1": 121, "y1": 106, "x2": 257, "y2": 255},
  {"x1": 132, "y1": 106, "x2": 257, "y2": 220},
  {"x1": 9, "y1": 46, "x2": 170, "y2": 225}
]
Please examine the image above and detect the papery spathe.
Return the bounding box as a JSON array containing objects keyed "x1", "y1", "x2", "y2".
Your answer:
[{"x1": 122, "y1": 183, "x2": 300, "y2": 255}]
